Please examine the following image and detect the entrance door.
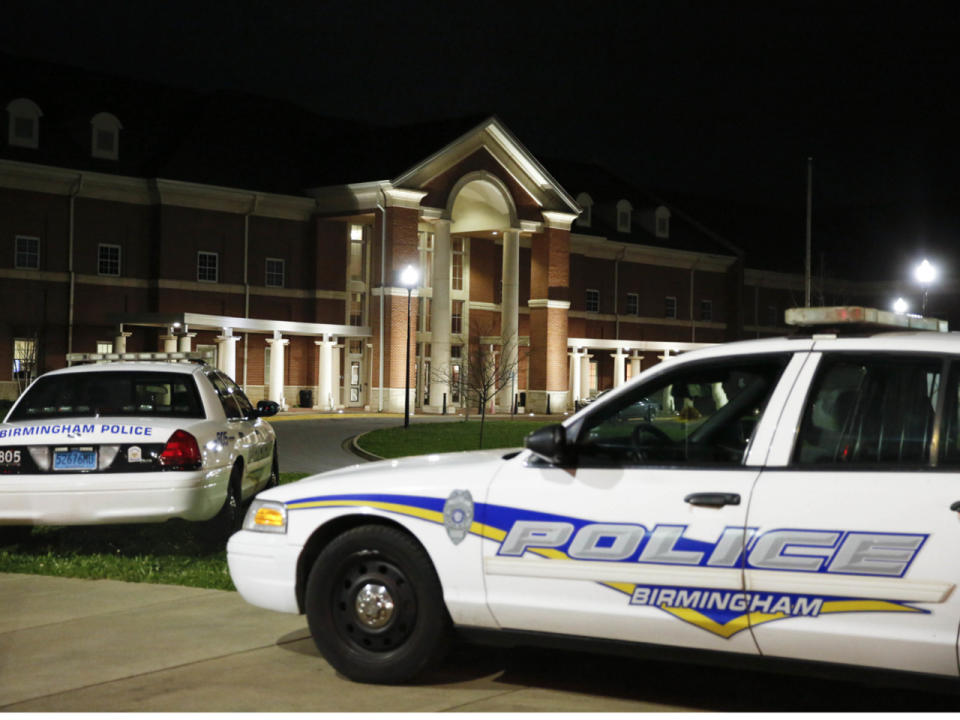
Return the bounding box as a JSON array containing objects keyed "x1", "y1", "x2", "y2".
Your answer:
[{"x1": 348, "y1": 359, "x2": 363, "y2": 407}]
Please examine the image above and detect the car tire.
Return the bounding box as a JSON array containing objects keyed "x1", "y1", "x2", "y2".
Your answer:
[
  {"x1": 304, "y1": 525, "x2": 451, "y2": 684},
  {"x1": 202, "y1": 463, "x2": 243, "y2": 544},
  {"x1": 264, "y1": 446, "x2": 279, "y2": 490}
]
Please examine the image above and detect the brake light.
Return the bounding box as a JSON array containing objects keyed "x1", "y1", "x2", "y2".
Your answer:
[{"x1": 159, "y1": 429, "x2": 202, "y2": 470}]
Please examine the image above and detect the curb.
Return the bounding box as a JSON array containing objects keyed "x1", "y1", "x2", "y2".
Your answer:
[{"x1": 345, "y1": 432, "x2": 382, "y2": 462}]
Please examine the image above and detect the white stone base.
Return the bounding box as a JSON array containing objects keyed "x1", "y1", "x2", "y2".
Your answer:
[
  {"x1": 525, "y1": 390, "x2": 568, "y2": 415},
  {"x1": 377, "y1": 387, "x2": 417, "y2": 414}
]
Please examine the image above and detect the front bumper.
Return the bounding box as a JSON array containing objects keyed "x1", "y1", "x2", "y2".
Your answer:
[
  {"x1": 0, "y1": 466, "x2": 230, "y2": 524},
  {"x1": 227, "y1": 529, "x2": 302, "y2": 614}
]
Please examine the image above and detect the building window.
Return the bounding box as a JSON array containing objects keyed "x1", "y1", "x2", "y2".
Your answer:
[
  {"x1": 616, "y1": 199, "x2": 632, "y2": 233},
  {"x1": 12, "y1": 337, "x2": 37, "y2": 381},
  {"x1": 418, "y1": 231, "x2": 434, "y2": 289},
  {"x1": 575, "y1": 192, "x2": 593, "y2": 228},
  {"x1": 655, "y1": 206, "x2": 671, "y2": 238},
  {"x1": 349, "y1": 224, "x2": 366, "y2": 282},
  {"x1": 349, "y1": 292, "x2": 364, "y2": 326},
  {"x1": 451, "y1": 237, "x2": 464, "y2": 290},
  {"x1": 768, "y1": 305, "x2": 779, "y2": 327},
  {"x1": 586, "y1": 289, "x2": 600, "y2": 313},
  {"x1": 451, "y1": 300, "x2": 464, "y2": 334},
  {"x1": 15, "y1": 235, "x2": 39, "y2": 269},
  {"x1": 90, "y1": 112, "x2": 122, "y2": 160},
  {"x1": 197, "y1": 251, "x2": 218, "y2": 282},
  {"x1": 665, "y1": 296, "x2": 678, "y2": 319},
  {"x1": 265, "y1": 258, "x2": 285, "y2": 287},
  {"x1": 6, "y1": 98, "x2": 42, "y2": 149},
  {"x1": 96, "y1": 341, "x2": 113, "y2": 354},
  {"x1": 98, "y1": 244, "x2": 121, "y2": 276},
  {"x1": 700, "y1": 299, "x2": 713, "y2": 322},
  {"x1": 626, "y1": 293, "x2": 639, "y2": 316}
]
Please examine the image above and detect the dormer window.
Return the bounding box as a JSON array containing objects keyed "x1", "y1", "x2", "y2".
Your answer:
[
  {"x1": 655, "y1": 206, "x2": 671, "y2": 238},
  {"x1": 90, "y1": 112, "x2": 122, "y2": 160},
  {"x1": 6, "y1": 98, "x2": 42, "y2": 149},
  {"x1": 616, "y1": 199, "x2": 632, "y2": 233},
  {"x1": 575, "y1": 192, "x2": 593, "y2": 228}
]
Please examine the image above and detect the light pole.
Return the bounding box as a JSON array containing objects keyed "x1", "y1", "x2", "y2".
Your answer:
[
  {"x1": 400, "y1": 264, "x2": 419, "y2": 428},
  {"x1": 915, "y1": 259, "x2": 937, "y2": 315}
]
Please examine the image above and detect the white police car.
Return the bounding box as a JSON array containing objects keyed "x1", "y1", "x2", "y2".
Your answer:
[
  {"x1": 228, "y1": 307, "x2": 960, "y2": 685},
  {"x1": 0, "y1": 352, "x2": 279, "y2": 539}
]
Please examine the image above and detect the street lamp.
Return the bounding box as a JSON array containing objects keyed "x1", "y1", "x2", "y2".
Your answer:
[
  {"x1": 892, "y1": 297, "x2": 909, "y2": 315},
  {"x1": 914, "y1": 259, "x2": 937, "y2": 315},
  {"x1": 400, "y1": 264, "x2": 419, "y2": 428}
]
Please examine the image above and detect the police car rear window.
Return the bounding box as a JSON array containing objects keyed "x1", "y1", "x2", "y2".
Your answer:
[{"x1": 9, "y1": 371, "x2": 205, "y2": 421}]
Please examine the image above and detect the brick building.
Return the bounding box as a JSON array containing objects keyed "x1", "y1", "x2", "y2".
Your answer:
[{"x1": 0, "y1": 55, "x2": 892, "y2": 412}]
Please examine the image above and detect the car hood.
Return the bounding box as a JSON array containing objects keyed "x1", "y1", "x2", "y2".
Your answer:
[
  {"x1": 262, "y1": 447, "x2": 525, "y2": 504},
  {"x1": 0, "y1": 416, "x2": 197, "y2": 445}
]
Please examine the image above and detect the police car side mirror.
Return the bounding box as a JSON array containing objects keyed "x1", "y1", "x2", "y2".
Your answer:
[
  {"x1": 525, "y1": 424, "x2": 571, "y2": 465},
  {"x1": 255, "y1": 400, "x2": 280, "y2": 418}
]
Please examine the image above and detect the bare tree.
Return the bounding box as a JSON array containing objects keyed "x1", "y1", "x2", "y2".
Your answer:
[{"x1": 431, "y1": 321, "x2": 523, "y2": 449}]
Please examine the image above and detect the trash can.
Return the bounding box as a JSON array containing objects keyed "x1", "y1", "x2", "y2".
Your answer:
[{"x1": 299, "y1": 389, "x2": 313, "y2": 408}]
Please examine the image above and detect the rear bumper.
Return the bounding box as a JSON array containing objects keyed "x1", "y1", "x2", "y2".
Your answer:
[{"x1": 0, "y1": 466, "x2": 231, "y2": 524}]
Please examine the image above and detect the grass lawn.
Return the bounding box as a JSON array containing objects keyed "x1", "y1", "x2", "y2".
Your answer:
[
  {"x1": 356, "y1": 418, "x2": 552, "y2": 458},
  {"x1": 0, "y1": 472, "x2": 311, "y2": 591}
]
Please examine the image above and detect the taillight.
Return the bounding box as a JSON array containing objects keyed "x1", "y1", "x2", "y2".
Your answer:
[{"x1": 159, "y1": 430, "x2": 202, "y2": 470}]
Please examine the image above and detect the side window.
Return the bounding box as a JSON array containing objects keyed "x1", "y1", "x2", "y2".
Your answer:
[
  {"x1": 576, "y1": 355, "x2": 788, "y2": 467},
  {"x1": 207, "y1": 372, "x2": 242, "y2": 420},
  {"x1": 794, "y1": 355, "x2": 942, "y2": 467},
  {"x1": 218, "y1": 372, "x2": 255, "y2": 417}
]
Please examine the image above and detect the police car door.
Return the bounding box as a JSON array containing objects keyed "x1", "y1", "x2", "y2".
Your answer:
[
  {"x1": 484, "y1": 347, "x2": 807, "y2": 655},
  {"x1": 747, "y1": 347, "x2": 960, "y2": 677}
]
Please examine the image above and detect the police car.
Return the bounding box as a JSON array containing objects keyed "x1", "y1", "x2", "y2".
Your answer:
[
  {"x1": 0, "y1": 352, "x2": 279, "y2": 539},
  {"x1": 228, "y1": 307, "x2": 960, "y2": 685}
]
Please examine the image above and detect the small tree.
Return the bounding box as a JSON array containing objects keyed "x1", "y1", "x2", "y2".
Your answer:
[{"x1": 431, "y1": 322, "x2": 523, "y2": 449}]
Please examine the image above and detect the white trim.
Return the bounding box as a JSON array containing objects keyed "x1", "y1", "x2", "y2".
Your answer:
[
  {"x1": 383, "y1": 187, "x2": 428, "y2": 210},
  {"x1": 528, "y1": 299, "x2": 571, "y2": 310},
  {"x1": 6, "y1": 98, "x2": 42, "y2": 149},
  {"x1": 541, "y1": 210, "x2": 577, "y2": 230},
  {"x1": 485, "y1": 557, "x2": 741, "y2": 589},
  {"x1": 567, "y1": 337, "x2": 715, "y2": 352}
]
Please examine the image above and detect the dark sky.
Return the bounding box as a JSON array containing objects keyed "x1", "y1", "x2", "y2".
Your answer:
[{"x1": 2, "y1": 0, "x2": 959, "y2": 281}]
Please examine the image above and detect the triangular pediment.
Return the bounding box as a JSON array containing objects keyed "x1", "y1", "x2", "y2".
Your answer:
[{"x1": 393, "y1": 116, "x2": 580, "y2": 215}]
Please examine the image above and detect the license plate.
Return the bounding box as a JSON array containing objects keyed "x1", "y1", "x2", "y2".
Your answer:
[{"x1": 53, "y1": 447, "x2": 96, "y2": 471}]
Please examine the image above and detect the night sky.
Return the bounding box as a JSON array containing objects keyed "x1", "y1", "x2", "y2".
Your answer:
[{"x1": 2, "y1": 0, "x2": 959, "y2": 283}]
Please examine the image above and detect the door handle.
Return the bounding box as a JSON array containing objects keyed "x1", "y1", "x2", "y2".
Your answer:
[
  {"x1": 950, "y1": 501, "x2": 960, "y2": 512},
  {"x1": 684, "y1": 492, "x2": 741, "y2": 508}
]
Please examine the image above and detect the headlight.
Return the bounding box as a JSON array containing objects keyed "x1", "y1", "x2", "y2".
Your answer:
[{"x1": 242, "y1": 499, "x2": 287, "y2": 534}]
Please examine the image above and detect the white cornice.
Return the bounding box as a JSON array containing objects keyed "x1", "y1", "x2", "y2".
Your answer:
[
  {"x1": 570, "y1": 233, "x2": 735, "y2": 272},
  {"x1": 308, "y1": 181, "x2": 389, "y2": 214},
  {"x1": 383, "y1": 187, "x2": 428, "y2": 209},
  {"x1": 541, "y1": 211, "x2": 578, "y2": 231},
  {"x1": 528, "y1": 299, "x2": 571, "y2": 310}
]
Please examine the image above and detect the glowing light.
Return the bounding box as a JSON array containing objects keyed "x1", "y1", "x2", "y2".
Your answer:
[{"x1": 892, "y1": 297, "x2": 909, "y2": 314}]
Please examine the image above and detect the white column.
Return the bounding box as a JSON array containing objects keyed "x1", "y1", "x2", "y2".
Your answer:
[
  {"x1": 216, "y1": 328, "x2": 239, "y2": 379},
  {"x1": 630, "y1": 351, "x2": 642, "y2": 380},
  {"x1": 569, "y1": 349, "x2": 582, "y2": 409},
  {"x1": 177, "y1": 332, "x2": 196, "y2": 353},
  {"x1": 498, "y1": 228, "x2": 520, "y2": 411},
  {"x1": 266, "y1": 332, "x2": 289, "y2": 409},
  {"x1": 113, "y1": 331, "x2": 131, "y2": 353},
  {"x1": 315, "y1": 337, "x2": 333, "y2": 411},
  {"x1": 160, "y1": 329, "x2": 178, "y2": 353},
  {"x1": 331, "y1": 343, "x2": 343, "y2": 409},
  {"x1": 580, "y1": 352, "x2": 592, "y2": 400},
  {"x1": 612, "y1": 347, "x2": 627, "y2": 388},
  {"x1": 428, "y1": 218, "x2": 452, "y2": 412}
]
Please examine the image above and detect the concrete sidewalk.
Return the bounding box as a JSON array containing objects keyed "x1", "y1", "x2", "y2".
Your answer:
[{"x1": 0, "y1": 572, "x2": 680, "y2": 712}]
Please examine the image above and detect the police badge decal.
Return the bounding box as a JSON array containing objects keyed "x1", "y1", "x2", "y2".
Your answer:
[{"x1": 443, "y1": 489, "x2": 474, "y2": 545}]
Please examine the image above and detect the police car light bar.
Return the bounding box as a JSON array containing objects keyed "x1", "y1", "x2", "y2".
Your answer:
[
  {"x1": 66, "y1": 351, "x2": 215, "y2": 366},
  {"x1": 785, "y1": 306, "x2": 948, "y2": 333}
]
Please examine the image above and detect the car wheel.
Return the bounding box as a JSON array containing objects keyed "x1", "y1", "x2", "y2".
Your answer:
[
  {"x1": 202, "y1": 463, "x2": 243, "y2": 544},
  {"x1": 304, "y1": 525, "x2": 451, "y2": 684},
  {"x1": 264, "y1": 446, "x2": 279, "y2": 490}
]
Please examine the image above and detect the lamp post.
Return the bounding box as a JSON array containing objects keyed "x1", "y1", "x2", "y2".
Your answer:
[
  {"x1": 400, "y1": 264, "x2": 419, "y2": 429},
  {"x1": 915, "y1": 259, "x2": 937, "y2": 315}
]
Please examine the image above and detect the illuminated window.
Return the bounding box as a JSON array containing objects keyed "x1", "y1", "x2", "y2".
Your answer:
[
  {"x1": 265, "y1": 258, "x2": 285, "y2": 287},
  {"x1": 616, "y1": 199, "x2": 632, "y2": 233},
  {"x1": 349, "y1": 225, "x2": 366, "y2": 282},
  {"x1": 626, "y1": 293, "x2": 639, "y2": 316},
  {"x1": 451, "y1": 300, "x2": 464, "y2": 334},
  {"x1": 6, "y1": 98, "x2": 42, "y2": 149},
  {"x1": 96, "y1": 341, "x2": 113, "y2": 354},
  {"x1": 90, "y1": 112, "x2": 122, "y2": 160},
  {"x1": 665, "y1": 296, "x2": 677, "y2": 319},
  {"x1": 12, "y1": 338, "x2": 37, "y2": 380},
  {"x1": 15, "y1": 235, "x2": 39, "y2": 269},
  {"x1": 451, "y1": 237, "x2": 464, "y2": 290},
  {"x1": 98, "y1": 244, "x2": 121, "y2": 276},
  {"x1": 586, "y1": 289, "x2": 600, "y2": 313},
  {"x1": 197, "y1": 251, "x2": 218, "y2": 282}
]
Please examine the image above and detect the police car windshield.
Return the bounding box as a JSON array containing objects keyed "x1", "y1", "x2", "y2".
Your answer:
[{"x1": 9, "y1": 371, "x2": 204, "y2": 421}]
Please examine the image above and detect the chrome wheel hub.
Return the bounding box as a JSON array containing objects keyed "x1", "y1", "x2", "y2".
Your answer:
[{"x1": 354, "y1": 583, "x2": 395, "y2": 629}]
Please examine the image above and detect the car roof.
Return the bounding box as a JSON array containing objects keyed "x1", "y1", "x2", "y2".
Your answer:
[{"x1": 40, "y1": 362, "x2": 206, "y2": 377}]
